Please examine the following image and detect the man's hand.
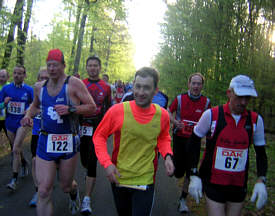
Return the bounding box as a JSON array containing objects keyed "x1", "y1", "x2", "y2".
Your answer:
[
  {"x1": 20, "y1": 116, "x2": 33, "y2": 127},
  {"x1": 105, "y1": 164, "x2": 121, "y2": 184},
  {"x1": 188, "y1": 175, "x2": 203, "y2": 204},
  {"x1": 250, "y1": 182, "x2": 267, "y2": 210},
  {"x1": 54, "y1": 104, "x2": 69, "y2": 116},
  {"x1": 4, "y1": 97, "x2": 11, "y2": 105},
  {"x1": 164, "y1": 155, "x2": 174, "y2": 176},
  {"x1": 174, "y1": 120, "x2": 184, "y2": 129}
]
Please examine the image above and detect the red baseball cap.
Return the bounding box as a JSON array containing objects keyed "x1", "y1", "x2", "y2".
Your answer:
[{"x1": 46, "y1": 49, "x2": 65, "y2": 64}]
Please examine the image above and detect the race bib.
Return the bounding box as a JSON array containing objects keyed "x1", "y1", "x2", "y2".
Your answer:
[
  {"x1": 214, "y1": 147, "x2": 248, "y2": 172},
  {"x1": 80, "y1": 126, "x2": 93, "y2": 136},
  {"x1": 180, "y1": 120, "x2": 197, "y2": 136},
  {"x1": 46, "y1": 134, "x2": 73, "y2": 153},
  {"x1": 7, "y1": 101, "x2": 25, "y2": 115}
]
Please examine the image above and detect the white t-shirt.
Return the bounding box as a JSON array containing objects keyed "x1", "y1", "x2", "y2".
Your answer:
[{"x1": 194, "y1": 109, "x2": 265, "y2": 146}]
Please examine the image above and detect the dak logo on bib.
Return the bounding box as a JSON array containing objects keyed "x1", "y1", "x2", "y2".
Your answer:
[{"x1": 214, "y1": 147, "x2": 248, "y2": 172}]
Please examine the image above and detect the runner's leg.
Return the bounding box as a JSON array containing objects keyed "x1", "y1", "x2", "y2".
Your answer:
[
  {"x1": 29, "y1": 135, "x2": 39, "y2": 207},
  {"x1": 205, "y1": 195, "x2": 226, "y2": 216},
  {"x1": 84, "y1": 139, "x2": 97, "y2": 197},
  {"x1": 58, "y1": 153, "x2": 79, "y2": 193},
  {"x1": 7, "y1": 130, "x2": 16, "y2": 173},
  {"x1": 132, "y1": 185, "x2": 155, "y2": 216},
  {"x1": 58, "y1": 153, "x2": 79, "y2": 214},
  {"x1": 36, "y1": 156, "x2": 57, "y2": 216},
  {"x1": 12, "y1": 126, "x2": 30, "y2": 175},
  {"x1": 226, "y1": 201, "x2": 243, "y2": 216},
  {"x1": 111, "y1": 184, "x2": 132, "y2": 216}
]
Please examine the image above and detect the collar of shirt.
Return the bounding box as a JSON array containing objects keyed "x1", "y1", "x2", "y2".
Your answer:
[
  {"x1": 224, "y1": 102, "x2": 248, "y2": 118},
  {"x1": 13, "y1": 82, "x2": 24, "y2": 88},
  {"x1": 188, "y1": 90, "x2": 201, "y2": 101}
]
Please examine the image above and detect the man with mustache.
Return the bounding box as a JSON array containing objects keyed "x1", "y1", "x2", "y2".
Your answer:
[{"x1": 188, "y1": 75, "x2": 268, "y2": 216}]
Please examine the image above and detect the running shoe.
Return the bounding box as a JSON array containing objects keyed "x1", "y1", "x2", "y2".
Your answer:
[
  {"x1": 29, "y1": 192, "x2": 38, "y2": 207},
  {"x1": 6, "y1": 178, "x2": 17, "y2": 191},
  {"x1": 20, "y1": 164, "x2": 29, "y2": 178},
  {"x1": 178, "y1": 198, "x2": 189, "y2": 213},
  {"x1": 80, "y1": 196, "x2": 92, "y2": 215},
  {"x1": 69, "y1": 188, "x2": 80, "y2": 215}
]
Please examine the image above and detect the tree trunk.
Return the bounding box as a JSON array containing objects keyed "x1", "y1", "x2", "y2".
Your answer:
[
  {"x1": 1, "y1": 0, "x2": 24, "y2": 68},
  {"x1": 73, "y1": 0, "x2": 90, "y2": 75},
  {"x1": 89, "y1": 26, "x2": 96, "y2": 55},
  {"x1": 68, "y1": 0, "x2": 82, "y2": 74},
  {"x1": 16, "y1": 0, "x2": 24, "y2": 65},
  {"x1": 0, "y1": 0, "x2": 3, "y2": 12},
  {"x1": 17, "y1": 0, "x2": 33, "y2": 65},
  {"x1": 104, "y1": 16, "x2": 117, "y2": 73}
]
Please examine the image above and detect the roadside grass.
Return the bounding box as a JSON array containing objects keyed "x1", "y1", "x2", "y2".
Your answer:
[{"x1": 177, "y1": 134, "x2": 275, "y2": 216}]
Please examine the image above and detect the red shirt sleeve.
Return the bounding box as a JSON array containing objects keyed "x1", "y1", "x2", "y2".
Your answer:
[
  {"x1": 168, "y1": 96, "x2": 178, "y2": 113},
  {"x1": 157, "y1": 108, "x2": 173, "y2": 158}
]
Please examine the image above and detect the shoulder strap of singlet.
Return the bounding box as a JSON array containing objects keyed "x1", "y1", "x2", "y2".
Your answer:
[
  {"x1": 245, "y1": 110, "x2": 258, "y2": 145},
  {"x1": 204, "y1": 97, "x2": 210, "y2": 111},
  {"x1": 208, "y1": 105, "x2": 225, "y2": 139},
  {"x1": 65, "y1": 76, "x2": 71, "y2": 105},
  {"x1": 40, "y1": 81, "x2": 47, "y2": 131},
  {"x1": 65, "y1": 76, "x2": 79, "y2": 134},
  {"x1": 176, "y1": 94, "x2": 182, "y2": 120}
]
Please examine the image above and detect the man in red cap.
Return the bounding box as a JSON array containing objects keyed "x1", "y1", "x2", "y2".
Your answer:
[{"x1": 21, "y1": 49, "x2": 96, "y2": 216}]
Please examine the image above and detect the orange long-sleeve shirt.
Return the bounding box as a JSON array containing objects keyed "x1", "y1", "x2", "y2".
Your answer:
[{"x1": 93, "y1": 100, "x2": 172, "y2": 169}]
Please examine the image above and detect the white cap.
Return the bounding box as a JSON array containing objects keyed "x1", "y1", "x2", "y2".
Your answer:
[{"x1": 229, "y1": 75, "x2": 257, "y2": 97}]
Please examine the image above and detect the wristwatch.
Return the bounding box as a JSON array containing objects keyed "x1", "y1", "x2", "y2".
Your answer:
[{"x1": 68, "y1": 105, "x2": 77, "y2": 114}]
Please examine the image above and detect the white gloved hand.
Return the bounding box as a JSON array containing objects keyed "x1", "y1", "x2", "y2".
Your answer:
[
  {"x1": 250, "y1": 182, "x2": 267, "y2": 210},
  {"x1": 188, "y1": 175, "x2": 202, "y2": 204}
]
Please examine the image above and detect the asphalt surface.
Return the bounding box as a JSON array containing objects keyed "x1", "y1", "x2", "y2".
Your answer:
[{"x1": 0, "y1": 137, "x2": 192, "y2": 216}]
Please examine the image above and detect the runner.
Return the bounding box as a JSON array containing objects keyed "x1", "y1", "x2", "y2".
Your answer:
[
  {"x1": 121, "y1": 87, "x2": 169, "y2": 109},
  {"x1": 113, "y1": 80, "x2": 125, "y2": 104},
  {"x1": 102, "y1": 73, "x2": 116, "y2": 101},
  {"x1": 79, "y1": 56, "x2": 111, "y2": 215},
  {"x1": 152, "y1": 90, "x2": 169, "y2": 109},
  {"x1": 0, "y1": 69, "x2": 10, "y2": 145},
  {"x1": 168, "y1": 72, "x2": 211, "y2": 212},
  {"x1": 21, "y1": 49, "x2": 96, "y2": 216},
  {"x1": 29, "y1": 67, "x2": 49, "y2": 207},
  {"x1": 93, "y1": 67, "x2": 174, "y2": 216},
  {"x1": 188, "y1": 75, "x2": 268, "y2": 216},
  {"x1": 0, "y1": 65, "x2": 33, "y2": 191}
]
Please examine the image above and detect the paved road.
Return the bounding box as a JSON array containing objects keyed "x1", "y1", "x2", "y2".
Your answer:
[{"x1": 0, "y1": 137, "x2": 194, "y2": 216}]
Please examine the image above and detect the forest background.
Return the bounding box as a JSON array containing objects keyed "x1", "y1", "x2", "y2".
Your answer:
[
  {"x1": 0, "y1": 1, "x2": 274, "y2": 215},
  {"x1": 0, "y1": 0, "x2": 274, "y2": 131}
]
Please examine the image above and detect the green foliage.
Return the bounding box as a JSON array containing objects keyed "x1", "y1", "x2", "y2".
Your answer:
[
  {"x1": 153, "y1": 0, "x2": 275, "y2": 130},
  {"x1": 0, "y1": 0, "x2": 135, "y2": 85}
]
